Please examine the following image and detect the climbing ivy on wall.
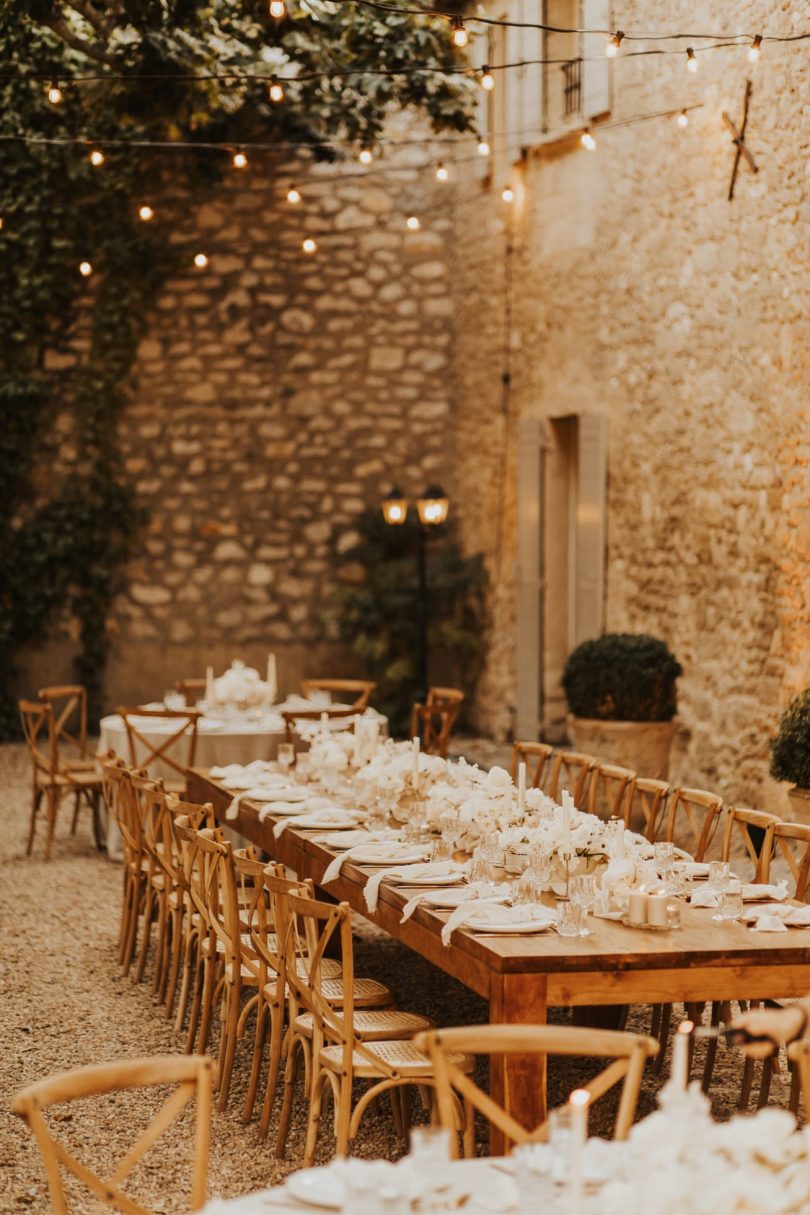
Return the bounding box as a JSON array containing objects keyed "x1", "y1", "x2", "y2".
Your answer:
[{"x1": 0, "y1": 2, "x2": 474, "y2": 736}]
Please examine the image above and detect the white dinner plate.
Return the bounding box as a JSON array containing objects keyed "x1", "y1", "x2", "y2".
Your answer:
[
  {"x1": 390, "y1": 871, "x2": 466, "y2": 888},
  {"x1": 422, "y1": 889, "x2": 510, "y2": 909},
  {"x1": 294, "y1": 813, "x2": 362, "y2": 830},
  {"x1": 350, "y1": 843, "x2": 429, "y2": 866},
  {"x1": 314, "y1": 830, "x2": 377, "y2": 850},
  {"x1": 244, "y1": 786, "x2": 308, "y2": 803},
  {"x1": 463, "y1": 905, "x2": 557, "y2": 935},
  {"x1": 285, "y1": 1168, "x2": 344, "y2": 1210}
]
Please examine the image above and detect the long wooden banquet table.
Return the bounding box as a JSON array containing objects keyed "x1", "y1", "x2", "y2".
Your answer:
[{"x1": 189, "y1": 769, "x2": 810, "y2": 1151}]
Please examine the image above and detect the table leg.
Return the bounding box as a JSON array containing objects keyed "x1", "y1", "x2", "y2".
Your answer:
[{"x1": 488, "y1": 972, "x2": 548, "y2": 1154}]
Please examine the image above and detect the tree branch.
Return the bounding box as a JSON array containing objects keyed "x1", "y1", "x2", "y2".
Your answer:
[{"x1": 36, "y1": 12, "x2": 116, "y2": 65}]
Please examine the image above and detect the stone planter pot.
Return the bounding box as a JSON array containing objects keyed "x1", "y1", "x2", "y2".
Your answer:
[
  {"x1": 787, "y1": 786, "x2": 810, "y2": 825},
  {"x1": 566, "y1": 715, "x2": 678, "y2": 781}
]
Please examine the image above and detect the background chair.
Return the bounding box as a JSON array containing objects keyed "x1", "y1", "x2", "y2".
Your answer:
[
  {"x1": 586, "y1": 762, "x2": 637, "y2": 821},
  {"x1": 662, "y1": 786, "x2": 723, "y2": 859},
  {"x1": 281, "y1": 707, "x2": 359, "y2": 747},
  {"x1": 625, "y1": 777, "x2": 670, "y2": 837},
  {"x1": 175, "y1": 678, "x2": 207, "y2": 707},
  {"x1": 411, "y1": 687, "x2": 464, "y2": 758},
  {"x1": 299, "y1": 678, "x2": 376, "y2": 710},
  {"x1": 509, "y1": 741, "x2": 554, "y2": 791},
  {"x1": 117, "y1": 707, "x2": 200, "y2": 793},
  {"x1": 415, "y1": 1024, "x2": 659, "y2": 1156},
  {"x1": 11, "y1": 1054, "x2": 213, "y2": 1215},
  {"x1": 547, "y1": 750, "x2": 596, "y2": 805},
  {"x1": 37, "y1": 685, "x2": 94, "y2": 771},
  {"x1": 19, "y1": 698, "x2": 102, "y2": 860}
]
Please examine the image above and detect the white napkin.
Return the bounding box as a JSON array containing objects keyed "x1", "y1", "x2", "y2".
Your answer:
[
  {"x1": 272, "y1": 809, "x2": 359, "y2": 839},
  {"x1": 749, "y1": 914, "x2": 788, "y2": 933},
  {"x1": 363, "y1": 862, "x2": 461, "y2": 913},
  {"x1": 742, "y1": 881, "x2": 788, "y2": 902},
  {"x1": 689, "y1": 888, "x2": 720, "y2": 909},
  {"x1": 210, "y1": 760, "x2": 285, "y2": 787},
  {"x1": 744, "y1": 903, "x2": 810, "y2": 928},
  {"x1": 400, "y1": 883, "x2": 511, "y2": 923},
  {"x1": 321, "y1": 841, "x2": 426, "y2": 885},
  {"x1": 257, "y1": 800, "x2": 311, "y2": 822},
  {"x1": 441, "y1": 901, "x2": 556, "y2": 946}
]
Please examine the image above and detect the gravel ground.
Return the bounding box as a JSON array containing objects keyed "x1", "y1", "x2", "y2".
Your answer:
[{"x1": 0, "y1": 742, "x2": 794, "y2": 1213}]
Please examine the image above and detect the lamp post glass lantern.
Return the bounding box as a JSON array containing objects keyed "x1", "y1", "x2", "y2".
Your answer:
[{"x1": 381, "y1": 484, "x2": 450, "y2": 704}]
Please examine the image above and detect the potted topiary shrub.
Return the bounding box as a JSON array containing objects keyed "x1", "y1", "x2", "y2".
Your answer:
[
  {"x1": 769, "y1": 689, "x2": 810, "y2": 824},
  {"x1": 562, "y1": 633, "x2": 683, "y2": 779}
]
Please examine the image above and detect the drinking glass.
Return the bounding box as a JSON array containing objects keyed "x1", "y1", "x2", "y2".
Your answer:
[
  {"x1": 528, "y1": 846, "x2": 552, "y2": 890},
  {"x1": 654, "y1": 841, "x2": 675, "y2": 880},
  {"x1": 556, "y1": 899, "x2": 584, "y2": 937},
  {"x1": 440, "y1": 813, "x2": 460, "y2": 852},
  {"x1": 277, "y1": 743, "x2": 295, "y2": 774},
  {"x1": 720, "y1": 877, "x2": 743, "y2": 921},
  {"x1": 469, "y1": 848, "x2": 492, "y2": 885},
  {"x1": 513, "y1": 869, "x2": 543, "y2": 908},
  {"x1": 408, "y1": 1126, "x2": 452, "y2": 1165},
  {"x1": 667, "y1": 862, "x2": 689, "y2": 897},
  {"x1": 402, "y1": 821, "x2": 422, "y2": 845},
  {"x1": 431, "y1": 838, "x2": 453, "y2": 863},
  {"x1": 569, "y1": 874, "x2": 596, "y2": 913},
  {"x1": 547, "y1": 1105, "x2": 575, "y2": 1184},
  {"x1": 512, "y1": 1143, "x2": 549, "y2": 1203},
  {"x1": 480, "y1": 831, "x2": 503, "y2": 867},
  {"x1": 708, "y1": 861, "x2": 730, "y2": 891}
]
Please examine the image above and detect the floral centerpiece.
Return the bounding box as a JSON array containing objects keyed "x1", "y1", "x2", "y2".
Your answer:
[{"x1": 210, "y1": 660, "x2": 274, "y2": 710}]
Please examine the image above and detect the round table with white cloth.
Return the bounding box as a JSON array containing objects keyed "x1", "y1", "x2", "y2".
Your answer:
[{"x1": 99, "y1": 700, "x2": 386, "y2": 860}]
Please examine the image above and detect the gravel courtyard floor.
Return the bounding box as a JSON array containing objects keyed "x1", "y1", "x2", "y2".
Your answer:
[{"x1": 0, "y1": 741, "x2": 795, "y2": 1213}]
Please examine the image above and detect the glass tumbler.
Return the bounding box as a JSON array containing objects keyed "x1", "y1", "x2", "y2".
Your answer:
[
  {"x1": 469, "y1": 848, "x2": 492, "y2": 885},
  {"x1": 556, "y1": 899, "x2": 584, "y2": 937},
  {"x1": 720, "y1": 877, "x2": 743, "y2": 921},
  {"x1": 277, "y1": 742, "x2": 295, "y2": 773},
  {"x1": 708, "y1": 861, "x2": 730, "y2": 891}
]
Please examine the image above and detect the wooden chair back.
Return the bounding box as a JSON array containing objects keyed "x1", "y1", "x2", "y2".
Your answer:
[
  {"x1": 101, "y1": 754, "x2": 128, "y2": 825},
  {"x1": 663, "y1": 787, "x2": 724, "y2": 860},
  {"x1": 586, "y1": 763, "x2": 637, "y2": 821},
  {"x1": 299, "y1": 679, "x2": 376, "y2": 710},
  {"x1": 787, "y1": 1039, "x2": 810, "y2": 1113},
  {"x1": 37, "y1": 684, "x2": 90, "y2": 763},
  {"x1": 260, "y1": 868, "x2": 315, "y2": 981},
  {"x1": 117, "y1": 707, "x2": 200, "y2": 780},
  {"x1": 115, "y1": 767, "x2": 151, "y2": 871},
  {"x1": 411, "y1": 686, "x2": 464, "y2": 758},
  {"x1": 721, "y1": 808, "x2": 779, "y2": 883},
  {"x1": 175, "y1": 678, "x2": 207, "y2": 706},
  {"x1": 281, "y1": 707, "x2": 358, "y2": 745},
  {"x1": 509, "y1": 742, "x2": 554, "y2": 791},
  {"x1": 626, "y1": 777, "x2": 670, "y2": 837},
  {"x1": 19, "y1": 699, "x2": 58, "y2": 782},
  {"x1": 11, "y1": 1054, "x2": 213, "y2": 1214},
  {"x1": 548, "y1": 751, "x2": 596, "y2": 805},
  {"x1": 771, "y1": 821, "x2": 810, "y2": 901},
  {"x1": 415, "y1": 1025, "x2": 658, "y2": 1152}
]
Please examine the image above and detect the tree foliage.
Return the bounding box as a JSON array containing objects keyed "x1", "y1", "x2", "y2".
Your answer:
[
  {"x1": 0, "y1": 2, "x2": 475, "y2": 735},
  {"x1": 562, "y1": 633, "x2": 683, "y2": 723},
  {"x1": 770, "y1": 689, "x2": 810, "y2": 788}
]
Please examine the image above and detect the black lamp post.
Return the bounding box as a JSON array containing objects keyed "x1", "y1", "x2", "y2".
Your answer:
[{"x1": 381, "y1": 484, "x2": 450, "y2": 701}]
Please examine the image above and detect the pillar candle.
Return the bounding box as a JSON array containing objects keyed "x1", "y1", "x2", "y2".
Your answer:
[
  {"x1": 628, "y1": 889, "x2": 647, "y2": 926},
  {"x1": 671, "y1": 1021, "x2": 693, "y2": 1090},
  {"x1": 517, "y1": 762, "x2": 527, "y2": 815},
  {"x1": 647, "y1": 893, "x2": 669, "y2": 927},
  {"x1": 568, "y1": 1089, "x2": 589, "y2": 1215},
  {"x1": 412, "y1": 736, "x2": 420, "y2": 790},
  {"x1": 205, "y1": 665, "x2": 214, "y2": 704},
  {"x1": 561, "y1": 789, "x2": 573, "y2": 856},
  {"x1": 266, "y1": 652, "x2": 277, "y2": 704}
]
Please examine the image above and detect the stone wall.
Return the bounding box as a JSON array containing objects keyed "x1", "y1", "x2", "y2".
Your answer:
[{"x1": 449, "y1": 0, "x2": 810, "y2": 810}]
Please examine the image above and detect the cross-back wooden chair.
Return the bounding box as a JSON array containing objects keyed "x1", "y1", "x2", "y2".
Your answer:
[
  {"x1": 278, "y1": 892, "x2": 447, "y2": 1165},
  {"x1": 787, "y1": 1038, "x2": 810, "y2": 1118},
  {"x1": 722, "y1": 808, "x2": 779, "y2": 882},
  {"x1": 162, "y1": 800, "x2": 215, "y2": 1021},
  {"x1": 771, "y1": 821, "x2": 810, "y2": 902},
  {"x1": 586, "y1": 763, "x2": 637, "y2": 821},
  {"x1": 411, "y1": 687, "x2": 464, "y2": 758},
  {"x1": 281, "y1": 707, "x2": 358, "y2": 746},
  {"x1": 19, "y1": 698, "x2": 103, "y2": 860},
  {"x1": 101, "y1": 754, "x2": 128, "y2": 831},
  {"x1": 509, "y1": 742, "x2": 554, "y2": 791},
  {"x1": 300, "y1": 679, "x2": 376, "y2": 710},
  {"x1": 37, "y1": 684, "x2": 93, "y2": 767},
  {"x1": 175, "y1": 678, "x2": 207, "y2": 706},
  {"x1": 662, "y1": 786, "x2": 724, "y2": 860},
  {"x1": 547, "y1": 750, "x2": 596, "y2": 805},
  {"x1": 11, "y1": 1055, "x2": 213, "y2": 1215},
  {"x1": 115, "y1": 767, "x2": 152, "y2": 976},
  {"x1": 130, "y1": 776, "x2": 171, "y2": 989},
  {"x1": 414, "y1": 1024, "x2": 659, "y2": 1157},
  {"x1": 117, "y1": 707, "x2": 201, "y2": 793},
  {"x1": 625, "y1": 777, "x2": 670, "y2": 837}
]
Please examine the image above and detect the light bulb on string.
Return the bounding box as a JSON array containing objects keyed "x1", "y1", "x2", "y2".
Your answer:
[
  {"x1": 193, "y1": 252, "x2": 208, "y2": 269},
  {"x1": 606, "y1": 30, "x2": 624, "y2": 57},
  {"x1": 47, "y1": 80, "x2": 64, "y2": 105},
  {"x1": 686, "y1": 47, "x2": 698, "y2": 72},
  {"x1": 581, "y1": 127, "x2": 596, "y2": 151},
  {"x1": 232, "y1": 149, "x2": 249, "y2": 169},
  {"x1": 302, "y1": 237, "x2": 318, "y2": 254},
  {"x1": 477, "y1": 140, "x2": 490, "y2": 157},
  {"x1": 435, "y1": 162, "x2": 449, "y2": 182},
  {"x1": 89, "y1": 148, "x2": 105, "y2": 167},
  {"x1": 78, "y1": 260, "x2": 93, "y2": 277},
  {"x1": 451, "y1": 16, "x2": 468, "y2": 48},
  {"x1": 406, "y1": 215, "x2": 420, "y2": 231},
  {"x1": 358, "y1": 147, "x2": 373, "y2": 165},
  {"x1": 501, "y1": 185, "x2": 514, "y2": 203},
  {"x1": 138, "y1": 204, "x2": 155, "y2": 222},
  {"x1": 0, "y1": 216, "x2": 4, "y2": 232},
  {"x1": 748, "y1": 35, "x2": 762, "y2": 63},
  {"x1": 269, "y1": 0, "x2": 285, "y2": 17},
  {"x1": 286, "y1": 185, "x2": 302, "y2": 204},
  {"x1": 268, "y1": 77, "x2": 284, "y2": 102},
  {"x1": 481, "y1": 65, "x2": 495, "y2": 90},
  {"x1": 676, "y1": 109, "x2": 689, "y2": 128}
]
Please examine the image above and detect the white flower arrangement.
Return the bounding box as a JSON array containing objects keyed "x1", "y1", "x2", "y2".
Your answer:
[{"x1": 211, "y1": 660, "x2": 273, "y2": 708}]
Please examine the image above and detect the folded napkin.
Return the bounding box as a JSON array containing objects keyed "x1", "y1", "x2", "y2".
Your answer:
[
  {"x1": 441, "y1": 900, "x2": 556, "y2": 946},
  {"x1": 321, "y1": 841, "x2": 426, "y2": 886},
  {"x1": 742, "y1": 881, "x2": 788, "y2": 902},
  {"x1": 400, "y1": 882, "x2": 511, "y2": 923},
  {"x1": 257, "y1": 800, "x2": 312, "y2": 822},
  {"x1": 744, "y1": 903, "x2": 810, "y2": 928},
  {"x1": 210, "y1": 760, "x2": 287, "y2": 788},
  {"x1": 363, "y1": 861, "x2": 462, "y2": 914},
  {"x1": 311, "y1": 829, "x2": 379, "y2": 849},
  {"x1": 749, "y1": 914, "x2": 788, "y2": 933},
  {"x1": 689, "y1": 888, "x2": 720, "y2": 909},
  {"x1": 272, "y1": 809, "x2": 359, "y2": 839}
]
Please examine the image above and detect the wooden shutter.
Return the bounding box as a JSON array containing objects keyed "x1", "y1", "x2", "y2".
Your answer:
[{"x1": 580, "y1": 0, "x2": 611, "y2": 119}]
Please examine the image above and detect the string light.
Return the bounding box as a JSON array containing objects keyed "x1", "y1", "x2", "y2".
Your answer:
[
  {"x1": 581, "y1": 127, "x2": 596, "y2": 150},
  {"x1": 451, "y1": 16, "x2": 468, "y2": 48},
  {"x1": 89, "y1": 148, "x2": 105, "y2": 166},
  {"x1": 358, "y1": 147, "x2": 373, "y2": 164},
  {"x1": 302, "y1": 237, "x2": 318, "y2": 254},
  {"x1": 676, "y1": 109, "x2": 689, "y2": 128},
  {"x1": 232, "y1": 149, "x2": 249, "y2": 169},
  {"x1": 435, "y1": 162, "x2": 449, "y2": 182},
  {"x1": 477, "y1": 140, "x2": 490, "y2": 157},
  {"x1": 268, "y1": 77, "x2": 284, "y2": 102},
  {"x1": 286, "y1": 185, "x2": 302, "y2": 203},
  {"x1": 481, "y1": 65, "x2": 495, "y2": 90},
  {"x1": 686, "y1": 47, "x2": 698, "y2": 72},
  {"x1": 47, "y1": 81, "x2": 63, "y2": 105},
  {"x1": 501, "y1": 185, "x2": 514, "y2": 202},
  {"x1": 606, "y1": 31, "x2": 624, "y2": 57},
  {"x1": 0, "y1": 216, "x2": 4, "y2": 231},
  {"x1": 269, "y1": 0, "x2": 286, "y2": 16},
  {"x1": 193, "y1": 252, "x2": 208, "y2": 268},
  {"x1": 748, "y1": 35, "x2": 763, "y2": 62},
  {"x1": 405, "y1": 214, "x2": 420, "y2": 230},
  {"x1": 138, "y1": 204, "x2": 155, "y2": 221},
  {"x1": 78, "y1": 260, "x2": 93, "y2": 276}
]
